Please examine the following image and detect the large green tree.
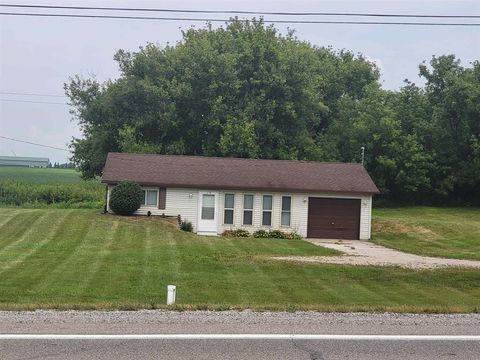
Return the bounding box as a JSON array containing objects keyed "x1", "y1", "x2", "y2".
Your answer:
[
  {"x1": 66, "y1": 20, "x2": 480, "y2": 205},
  {"x1": 418, "y1": 56, "x2": 480, "y2": 202},
  {"x1": 65, "y1": 19, "x2": 378, "y2": 179}
]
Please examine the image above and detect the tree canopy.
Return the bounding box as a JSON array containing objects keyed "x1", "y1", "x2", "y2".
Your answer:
[{"x1": 66, "y1": 19, "x2": 480, "y2": 205}]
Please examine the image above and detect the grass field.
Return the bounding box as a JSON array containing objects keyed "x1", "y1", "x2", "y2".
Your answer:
[
  {"x1": 0, "y1": 208, "x2": 479, "y2": 312},
  {"x1": 0, "y1": 166, "x2": 86, "y2": 184},
  {"x1": 373, "y1": 207, "x2": 480, "y2": 261},
  {"x1": 0, "y1": 166, "x2": 103, "y2": 208}
]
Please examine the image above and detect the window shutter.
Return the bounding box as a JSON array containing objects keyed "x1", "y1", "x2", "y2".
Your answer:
[{"x1": 158, "y1": 188, "x2": 166, "y2": 209}]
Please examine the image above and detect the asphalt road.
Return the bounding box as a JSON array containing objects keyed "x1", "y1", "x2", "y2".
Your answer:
[
  {"x1": 1, "y1": 311, "x2": 479, "y2": 359},
  {"x1": 2, "y1": 338, "x2": 480, "y2": 360}
]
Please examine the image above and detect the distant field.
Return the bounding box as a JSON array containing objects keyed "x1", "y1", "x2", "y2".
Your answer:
[
  {"x1": 0, "y1": 166, "x2": 104, "y2": 208},
  {"x1": 373, "y1": 207, "x2": 480, "y2": 260},
  {"x1": 0, "y1": 208, "x2": 479, "y2": 312},
  {"x1": 0, "y1": 166, "x2": 85, "y2": 184}
]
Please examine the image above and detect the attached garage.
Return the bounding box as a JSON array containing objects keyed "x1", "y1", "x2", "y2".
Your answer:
[{"x1": 307, "y1": 198, "x2": 361, "y2": 240}]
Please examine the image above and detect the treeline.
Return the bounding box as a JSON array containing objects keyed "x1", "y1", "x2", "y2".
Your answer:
[
  {"x1": 47, "y1": 162, "x2": 76, "y2": 169},
  {"x1": 65, "y1": 19, "x2": 480, "y2": 205}
]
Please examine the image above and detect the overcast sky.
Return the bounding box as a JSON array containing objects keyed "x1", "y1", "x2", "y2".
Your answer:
[{"x1": 1, "y1": 0, "x2": 479, "y2": 163}]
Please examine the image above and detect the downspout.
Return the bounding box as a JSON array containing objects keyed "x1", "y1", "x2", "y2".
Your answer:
[{"x1": 104, "y1": 185, "x2": 108, "y2": 214}]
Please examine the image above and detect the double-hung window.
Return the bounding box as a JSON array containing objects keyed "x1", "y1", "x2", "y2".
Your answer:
[
  {"x1": 224, "y1": 194, "x2": 235, "y2": 225},
  {"x1": 262, "y1": 195, "x2": 272, "y2": 226},
  {"x1": 143, "y1": 189, "x2": 158, "y2": 207},
  {"x1": 243, "y1": 194, "x2": 254, "y2": 225},
  {"x1": 281, "y1": 196, "x2": 291, "y2": 227}
]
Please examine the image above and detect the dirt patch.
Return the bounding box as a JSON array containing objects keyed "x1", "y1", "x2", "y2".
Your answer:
[
  {"x1": 105, "y1": 213, "x2": 179, "y2": 228},
  {"x1": 373, "y1": 221, "x2": 436, "y2": 236}
]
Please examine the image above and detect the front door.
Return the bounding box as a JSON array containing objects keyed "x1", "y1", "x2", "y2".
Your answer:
[{"x1": 197, "y1": 191, "x2": 218, "y2": 234}]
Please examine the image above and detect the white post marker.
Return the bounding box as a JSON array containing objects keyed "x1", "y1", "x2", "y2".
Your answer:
[{"x1": 167, "y1": 285, "x2": 176, "y2": 305}]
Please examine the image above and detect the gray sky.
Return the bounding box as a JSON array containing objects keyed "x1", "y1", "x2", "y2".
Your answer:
[{"x1": 1, "y1": 0, "x2": 479, "y2": 163}]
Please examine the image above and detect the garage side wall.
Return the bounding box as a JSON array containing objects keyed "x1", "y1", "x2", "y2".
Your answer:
[{"x1": 294, "y1": 193, "x2": 372, "y2": 240}]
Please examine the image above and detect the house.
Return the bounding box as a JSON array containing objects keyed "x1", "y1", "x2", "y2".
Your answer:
[
  {"x1": 0, "y1": 156, "x2": 49, "y2": 168},
  {"x1": 102, "y1": 153, "x2": 379, "y2": 240}
]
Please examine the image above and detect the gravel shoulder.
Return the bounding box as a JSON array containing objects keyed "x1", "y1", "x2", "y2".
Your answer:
[
  {"x1": 273, "y1": 239, "x2": 480, "y2": 269},
  {"x1": 1, "y1": 310, "x2": 480, "y2": 335}
]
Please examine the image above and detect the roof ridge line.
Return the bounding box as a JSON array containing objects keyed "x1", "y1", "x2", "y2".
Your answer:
[{"x1": 108, "y1": 152, "x2": 362, "y2": 166}]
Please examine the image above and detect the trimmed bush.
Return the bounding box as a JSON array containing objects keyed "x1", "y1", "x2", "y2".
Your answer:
[
  {"x1": 267, "y1": 229, "x2": 285, "y2": 239},
  {"x1": 252, "y1": 229, "x2": 270, "y2": 238},
  {"x1": 180, "y1": 220, "x2": 193, "y2": 232},
  {"x1": 253, "y1": 229, "x2": 302, "y2": 240},
  {"x1": 109, "y1": 181, "x2": 143, "y2": 215},
  {"x1": 222, "y1": 229, "x2": 250, "y2": 238},
  {"x1": 283, "y1": 232, "x2": 302, "y2": 240}
]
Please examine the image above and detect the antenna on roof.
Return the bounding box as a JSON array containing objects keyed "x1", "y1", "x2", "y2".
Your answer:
[{"x1": 361, "y1": 146, "x2": 365, "y2": 167}]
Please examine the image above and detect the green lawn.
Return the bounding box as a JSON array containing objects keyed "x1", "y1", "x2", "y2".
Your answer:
[
  {"x1": 1, "y1": 208, "x2": 479, "y2": 312},
  {"x1": 373, "y1": 207, "x2": 480, "y2": 261}
]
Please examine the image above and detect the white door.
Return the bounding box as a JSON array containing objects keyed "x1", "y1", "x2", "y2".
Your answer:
[{"x1": 197, "y1": 191, "x2": 218, "y2": 234}]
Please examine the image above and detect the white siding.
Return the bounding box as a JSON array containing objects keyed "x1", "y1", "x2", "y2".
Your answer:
[
  {"x1": 107, "y1": 185, "x2": 373, "y2": 240},
  {"x1": 163, "y1": 188, "x2": 199, "y2": 232},
  {"x1": 107, "y1": 186, "x2": 199, "y2": 232},
  {"x1": 218, "y1": 190, "x2": 372, "y2": 240}
]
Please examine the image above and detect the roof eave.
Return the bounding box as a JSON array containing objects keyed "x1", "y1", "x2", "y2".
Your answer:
[{"x1": 102, "y1": 178, "x2": 379, "y2": 195}]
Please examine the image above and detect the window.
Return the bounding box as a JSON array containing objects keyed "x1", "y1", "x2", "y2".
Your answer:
[
  {"x1": 281, "y1": 196, "x2": 291, "y2": 227},
  {"x1": 142, "y1": 189, "x2": 158, "y2": 207},
  {"x1": 262, "y1": 195, "x2": 272, "y2": 226},
  {"x1": 224, "y1": 194, "x2": 234, "y2": 225},
  {"x1": 243, "y1": 194, "x2": 254, "y2": 225},
  {"x1": 201, "y1": 194, "x2": 215, "y2": 220}
]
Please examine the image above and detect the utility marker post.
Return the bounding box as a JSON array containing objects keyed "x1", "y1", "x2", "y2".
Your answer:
[{"x1": 167, "y1": 285, "x2": 176, "y2": 305}]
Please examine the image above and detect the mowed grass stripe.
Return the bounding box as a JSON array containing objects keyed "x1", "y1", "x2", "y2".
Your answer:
[
  {"x1": 0, "y1": 210, "x2": 44, "y2": 250},
  {"x1": 204, "y1": 237, "x2": 244, "y2": 305},
  {"x1": 0, "y1": 211, "x2": 51, "y2": 253},
  {"x1": 0, "y1": 211, "x2": 87, "y2": 298},
  {"x1": 74, "y1": 220, "x2": 122, "y2": 301},
  {"x1": 1, "y1": 208, "x2": 480, "y2": 312},
  {"x1": 30, "y1": 211, "x2": 107, "y2": 296},
  {"x1": 141, "y1": 225, "x2": 169, "y2": 304},
  {"x1": 0, "y1": 210, "x2": 72, "y2": 275},
  {"x1": 0, "y1": 208, "x2": 21, "y2": 228}
]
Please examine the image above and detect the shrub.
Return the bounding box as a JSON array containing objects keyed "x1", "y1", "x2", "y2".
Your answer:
[
  {"x1": 283, "y1": 231, "x2": 302, "y2": 240},
  {"x1": 267, "y1": 229, "x2": 285, "y2": 239},
  {"x1": 253, "y1": 229, "x2": 270, "y2": 238},
  {"x1": 222, "y1": 229, "x2": 250, "y2": 237},
  {"x1": 180, "y1": 220, "x2": 193, "y2": 232},
  {"x1": 254, "y1": 229, "x2": 302, "y2": 239},
  {"x1": 109, "y1": 181, "x2": 143, "y2": 215}
]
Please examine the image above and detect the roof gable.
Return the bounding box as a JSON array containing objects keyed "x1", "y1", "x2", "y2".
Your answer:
[{"x1": 101, "y1": 153, "x2": 379, "y2": 194}]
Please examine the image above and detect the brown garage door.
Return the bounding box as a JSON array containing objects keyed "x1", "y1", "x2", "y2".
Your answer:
[{"x1": 307, "y1": 198, "x2": 360, "y2": 239}]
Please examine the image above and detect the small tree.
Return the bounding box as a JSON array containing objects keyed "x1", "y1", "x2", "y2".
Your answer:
[{"x1": 109, "y1": 181, "x2": 143, "y2": 215}]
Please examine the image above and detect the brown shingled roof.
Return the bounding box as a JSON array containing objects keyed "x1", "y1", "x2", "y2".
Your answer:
[{"x1": 101, "y1": 153, "x2": 379, "y2": 194}]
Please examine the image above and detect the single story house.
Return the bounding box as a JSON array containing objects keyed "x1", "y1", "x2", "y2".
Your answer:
[{"x1": 102, "y1": 153, "x2": 379, "y2": 240}]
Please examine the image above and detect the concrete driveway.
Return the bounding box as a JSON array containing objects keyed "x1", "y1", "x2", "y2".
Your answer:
[{"x1": 274, "y1": 239, "x2": 480, "y2": 269}]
